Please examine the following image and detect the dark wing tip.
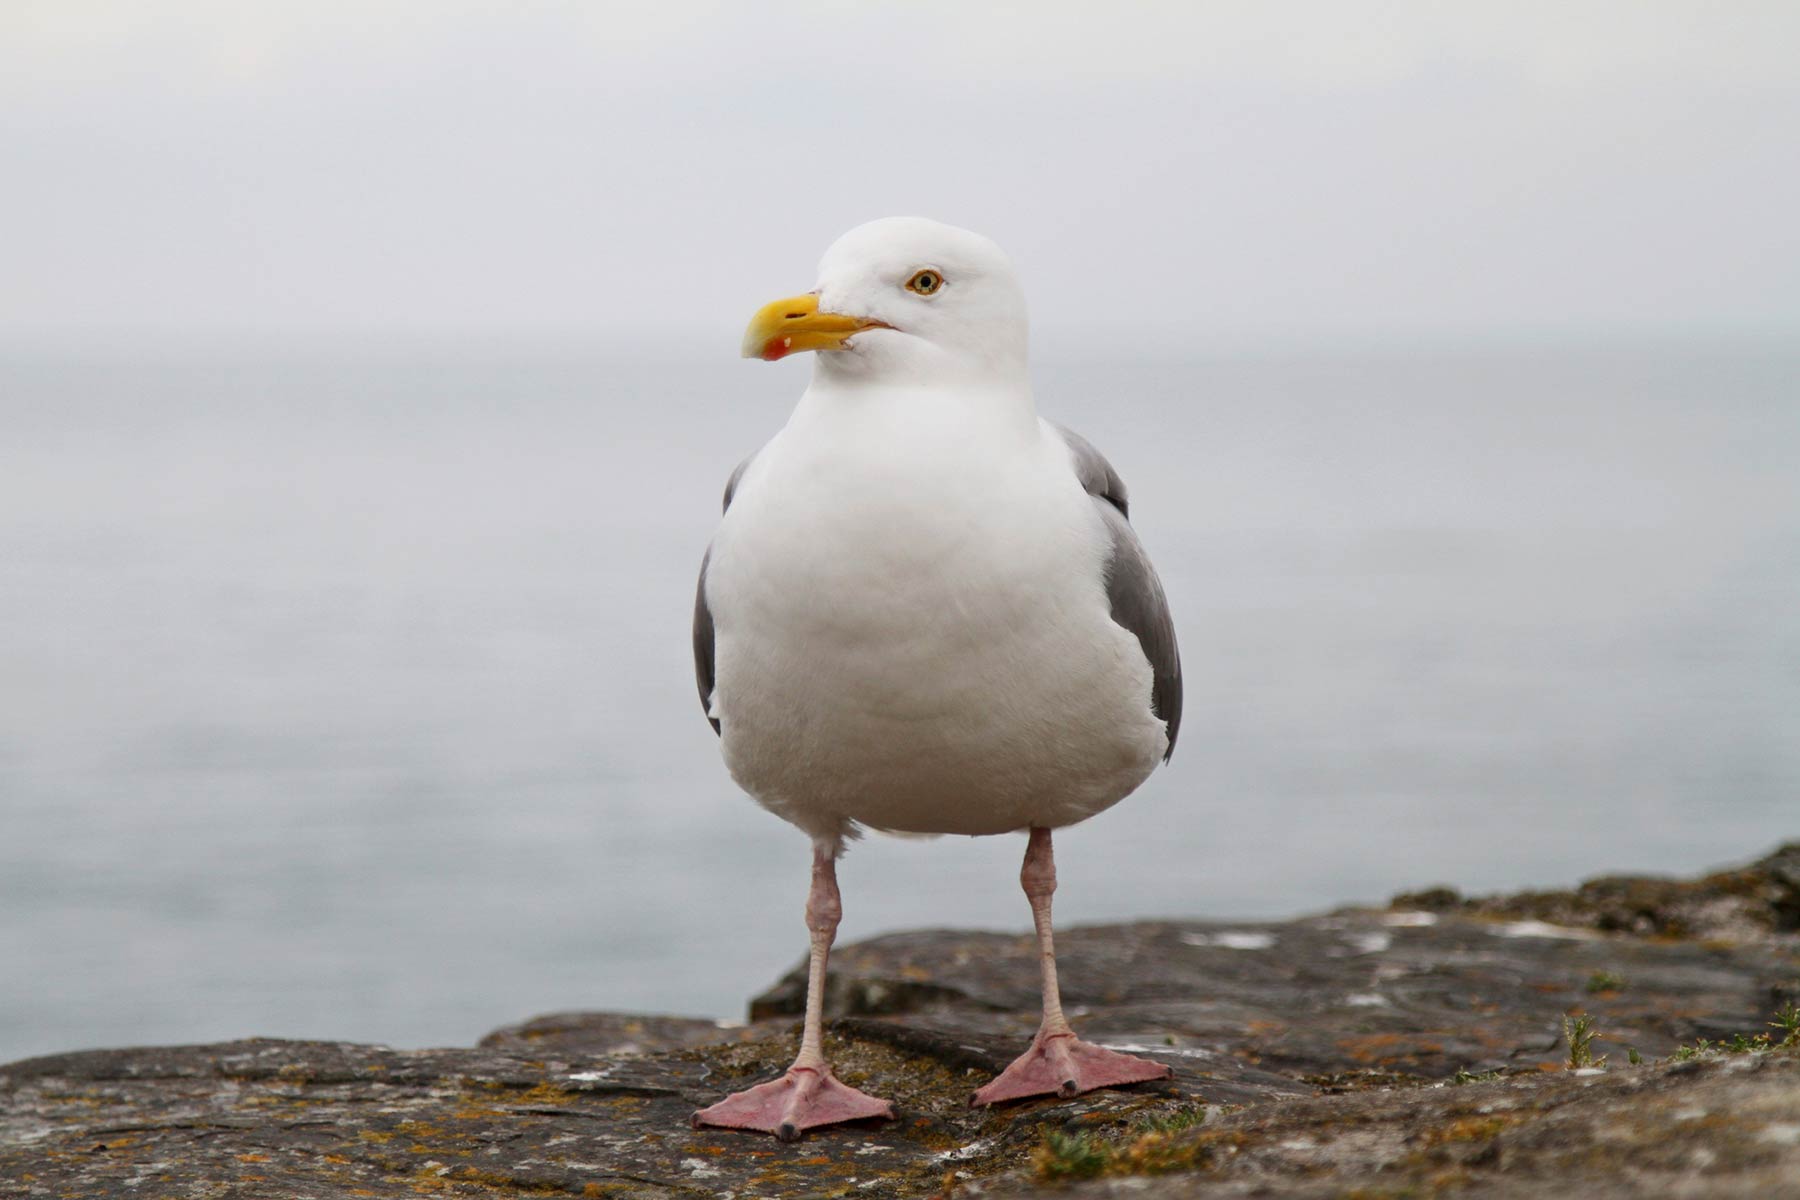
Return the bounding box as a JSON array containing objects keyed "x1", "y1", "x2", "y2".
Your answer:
[
  {"x1": 697, "y1": 452, "x2": 758, "y2": 736},
  {"x1": 693, "y1": 548, "x2": 721, "y2": 737}
]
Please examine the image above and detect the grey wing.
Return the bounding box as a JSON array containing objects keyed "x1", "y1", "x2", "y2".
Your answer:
[
  {"x1": 1053, "y1": 422, "x2": 1183, "y2": 759},
  {"x1": 693, "y1": 455, "x2": 756, "y2": 736}
]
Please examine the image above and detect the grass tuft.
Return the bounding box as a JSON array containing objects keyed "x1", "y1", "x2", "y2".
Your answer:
[
  {"x1": 1771, "y1": 1002, "x2": 1800, "y2": 1049},
  {"x1": 1564, "y1": 1014, "x2": 1607, "y2": 1070},
  {"x1": 1671, "y1": 1038, "x2": 1710, "y2": 1061}
]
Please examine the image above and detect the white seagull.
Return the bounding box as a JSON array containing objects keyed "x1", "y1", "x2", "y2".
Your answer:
[{"x1": 691, "y1": 218, "x2": 1181, "y2": 1140}]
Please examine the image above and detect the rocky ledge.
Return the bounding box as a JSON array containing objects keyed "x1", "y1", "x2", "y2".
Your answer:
[{"x1": 4, "y1": 845, "x2": 1798, "y2": 1198}]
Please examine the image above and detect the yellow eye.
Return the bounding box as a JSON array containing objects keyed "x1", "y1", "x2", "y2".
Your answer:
[{"x1": 905, "y1": 269, "x2": 943, "y2": 296}]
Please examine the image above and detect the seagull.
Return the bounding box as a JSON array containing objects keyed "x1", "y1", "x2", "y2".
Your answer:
[{"x1": 690, "y1": 218, "x2": 1181, "y2": 1140}]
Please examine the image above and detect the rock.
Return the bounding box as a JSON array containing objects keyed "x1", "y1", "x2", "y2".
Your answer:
[
  {"x1": 1395, "y1": 841, "x2": 1800, "y2": 941},
  {"x1": 981, "y1": 1053, "x2": 1800, "y2": 1199},
  {"x1": 478, "y1": 1011, "x2": 779, "y2": 1057},
  {"x1": 0, "y1": 1031, "x2": 1197, "y2": 1198},
  {"x1": 4, "y1": 846, "x2": 1799, "y2": 1197},
  {"x1": 740, "y1": 909, "x2": 1790, "y2": 1082}
]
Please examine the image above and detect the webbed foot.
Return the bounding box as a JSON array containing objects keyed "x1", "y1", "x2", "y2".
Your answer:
[
  {"x1": 971, "y1": 1030, "x2": 1171, "y2": 1106},
  {"x1": 692, "y1": 1065, "x2": 895, "y2": 1141}
]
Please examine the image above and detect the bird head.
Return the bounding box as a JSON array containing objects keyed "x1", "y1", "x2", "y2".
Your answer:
[{"x1": 741, "y1": 218, "x2": 1029, "y2": 386}]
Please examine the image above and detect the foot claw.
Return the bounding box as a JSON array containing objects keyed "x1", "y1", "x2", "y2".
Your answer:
[
  {"x1": 692, "y1": 1065, "x2": 895, "y2": 1140},
  {"x1": 972, "y1": 1031, "x2": 1172, "y2": 1107}
]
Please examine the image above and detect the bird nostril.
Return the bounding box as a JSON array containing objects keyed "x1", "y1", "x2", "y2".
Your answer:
[{"x1": 784, "y1": 312, "x2": 807, "y2": 320}]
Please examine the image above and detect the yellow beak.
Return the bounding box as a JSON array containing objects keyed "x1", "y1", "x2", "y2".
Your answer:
[{"x1": 741, "y1": 293, "x2": 885, "y2": 361}]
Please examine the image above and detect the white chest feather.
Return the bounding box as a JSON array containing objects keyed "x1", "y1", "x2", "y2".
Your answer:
[{"x1": 704, "y1": 393, "x2": 1167, "y2": 839}]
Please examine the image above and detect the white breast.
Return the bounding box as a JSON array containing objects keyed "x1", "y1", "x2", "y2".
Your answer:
[{"x1": 703, "y1": 390, "x2": 1168, "y2": 841}]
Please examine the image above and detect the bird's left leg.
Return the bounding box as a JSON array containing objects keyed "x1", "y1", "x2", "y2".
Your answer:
[
  {"x1": 972, "y1": 826, "x2": 1172, "y2": 1106},
  {"x1": 691, "y1": 837, "x2": 895, "y2": 1141}
]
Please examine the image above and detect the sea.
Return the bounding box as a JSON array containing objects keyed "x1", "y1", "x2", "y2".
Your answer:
[{"x1": 1, "y1": 342, "x2": 1795, "y2": 1066}]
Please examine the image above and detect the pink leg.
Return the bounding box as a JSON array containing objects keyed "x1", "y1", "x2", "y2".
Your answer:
[
  {"x1": 692, "y1": 839, "x2": 895, "y2": 1141},
  {"x1": 971, "y1": 827, "x2": 1172, "y2": 1106}
]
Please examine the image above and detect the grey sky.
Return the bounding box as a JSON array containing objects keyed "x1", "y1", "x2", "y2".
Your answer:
[{"x1": 6, "y1": 1, "x2": 1798, "y2": 349}]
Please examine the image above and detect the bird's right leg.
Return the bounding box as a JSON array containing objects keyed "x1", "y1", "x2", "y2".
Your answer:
[
  {"x1": 691, "y1": 837, "x2": 895, "y2": 1141},
  {"x1": 972, "y1": 826, "x2": 1172, "y2": 1105}
]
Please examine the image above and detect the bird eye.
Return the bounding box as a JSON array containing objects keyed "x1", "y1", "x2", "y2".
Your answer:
[{"x1": 905, "y1": 269, "x2": 943, "y2": 296}]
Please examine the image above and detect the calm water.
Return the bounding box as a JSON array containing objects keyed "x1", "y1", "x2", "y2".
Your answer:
[{"x1": 1, "y1": 344, "x2": 1796, "y2": 1066}]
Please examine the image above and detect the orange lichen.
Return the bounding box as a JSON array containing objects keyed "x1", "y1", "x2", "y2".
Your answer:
[
  {"x1": 1337, "y1": 1034, "x2": 1446, "y2": 1064},
  {"x1": 1421, "y1": 1115, "x2": 1514, "y2": 1146}
]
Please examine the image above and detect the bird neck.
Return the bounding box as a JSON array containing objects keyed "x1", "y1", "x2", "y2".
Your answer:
[{"x1": 791, "y1": 374, "x2": 1039, "y2": 443}]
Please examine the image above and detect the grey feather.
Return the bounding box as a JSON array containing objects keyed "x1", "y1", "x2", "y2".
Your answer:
[
  {"x1": 1054, "y1": 423, "x2": 1131, "y2": 519},
  {"x1": 693, "y1": 453, "x2": 757, "y2": 736},
  {"x1": 1053, "y1": 423, "x2": 1183, "y2": 758},
  {"x1": 720, "y1": 456, "x2": 753, "y2": 512}
]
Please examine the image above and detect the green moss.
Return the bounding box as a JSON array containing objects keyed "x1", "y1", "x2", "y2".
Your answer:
[
  {"x1": 1584, "y1": 971, "x2": 1627, "y2": 994},
  {"x1": 1025, "y1": 1106, "x2": 1250, "y2": 1182},
  {"x1": 1033, "y1": 1130, "x2": 1110, "y2": 1180},
  {"x1": 1669, "y1": 1024, "x2": 1791, "y2": 1061},
  {"x1": 1131, "y1": 1105, "x2": 1209, "y2": 1136}
]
